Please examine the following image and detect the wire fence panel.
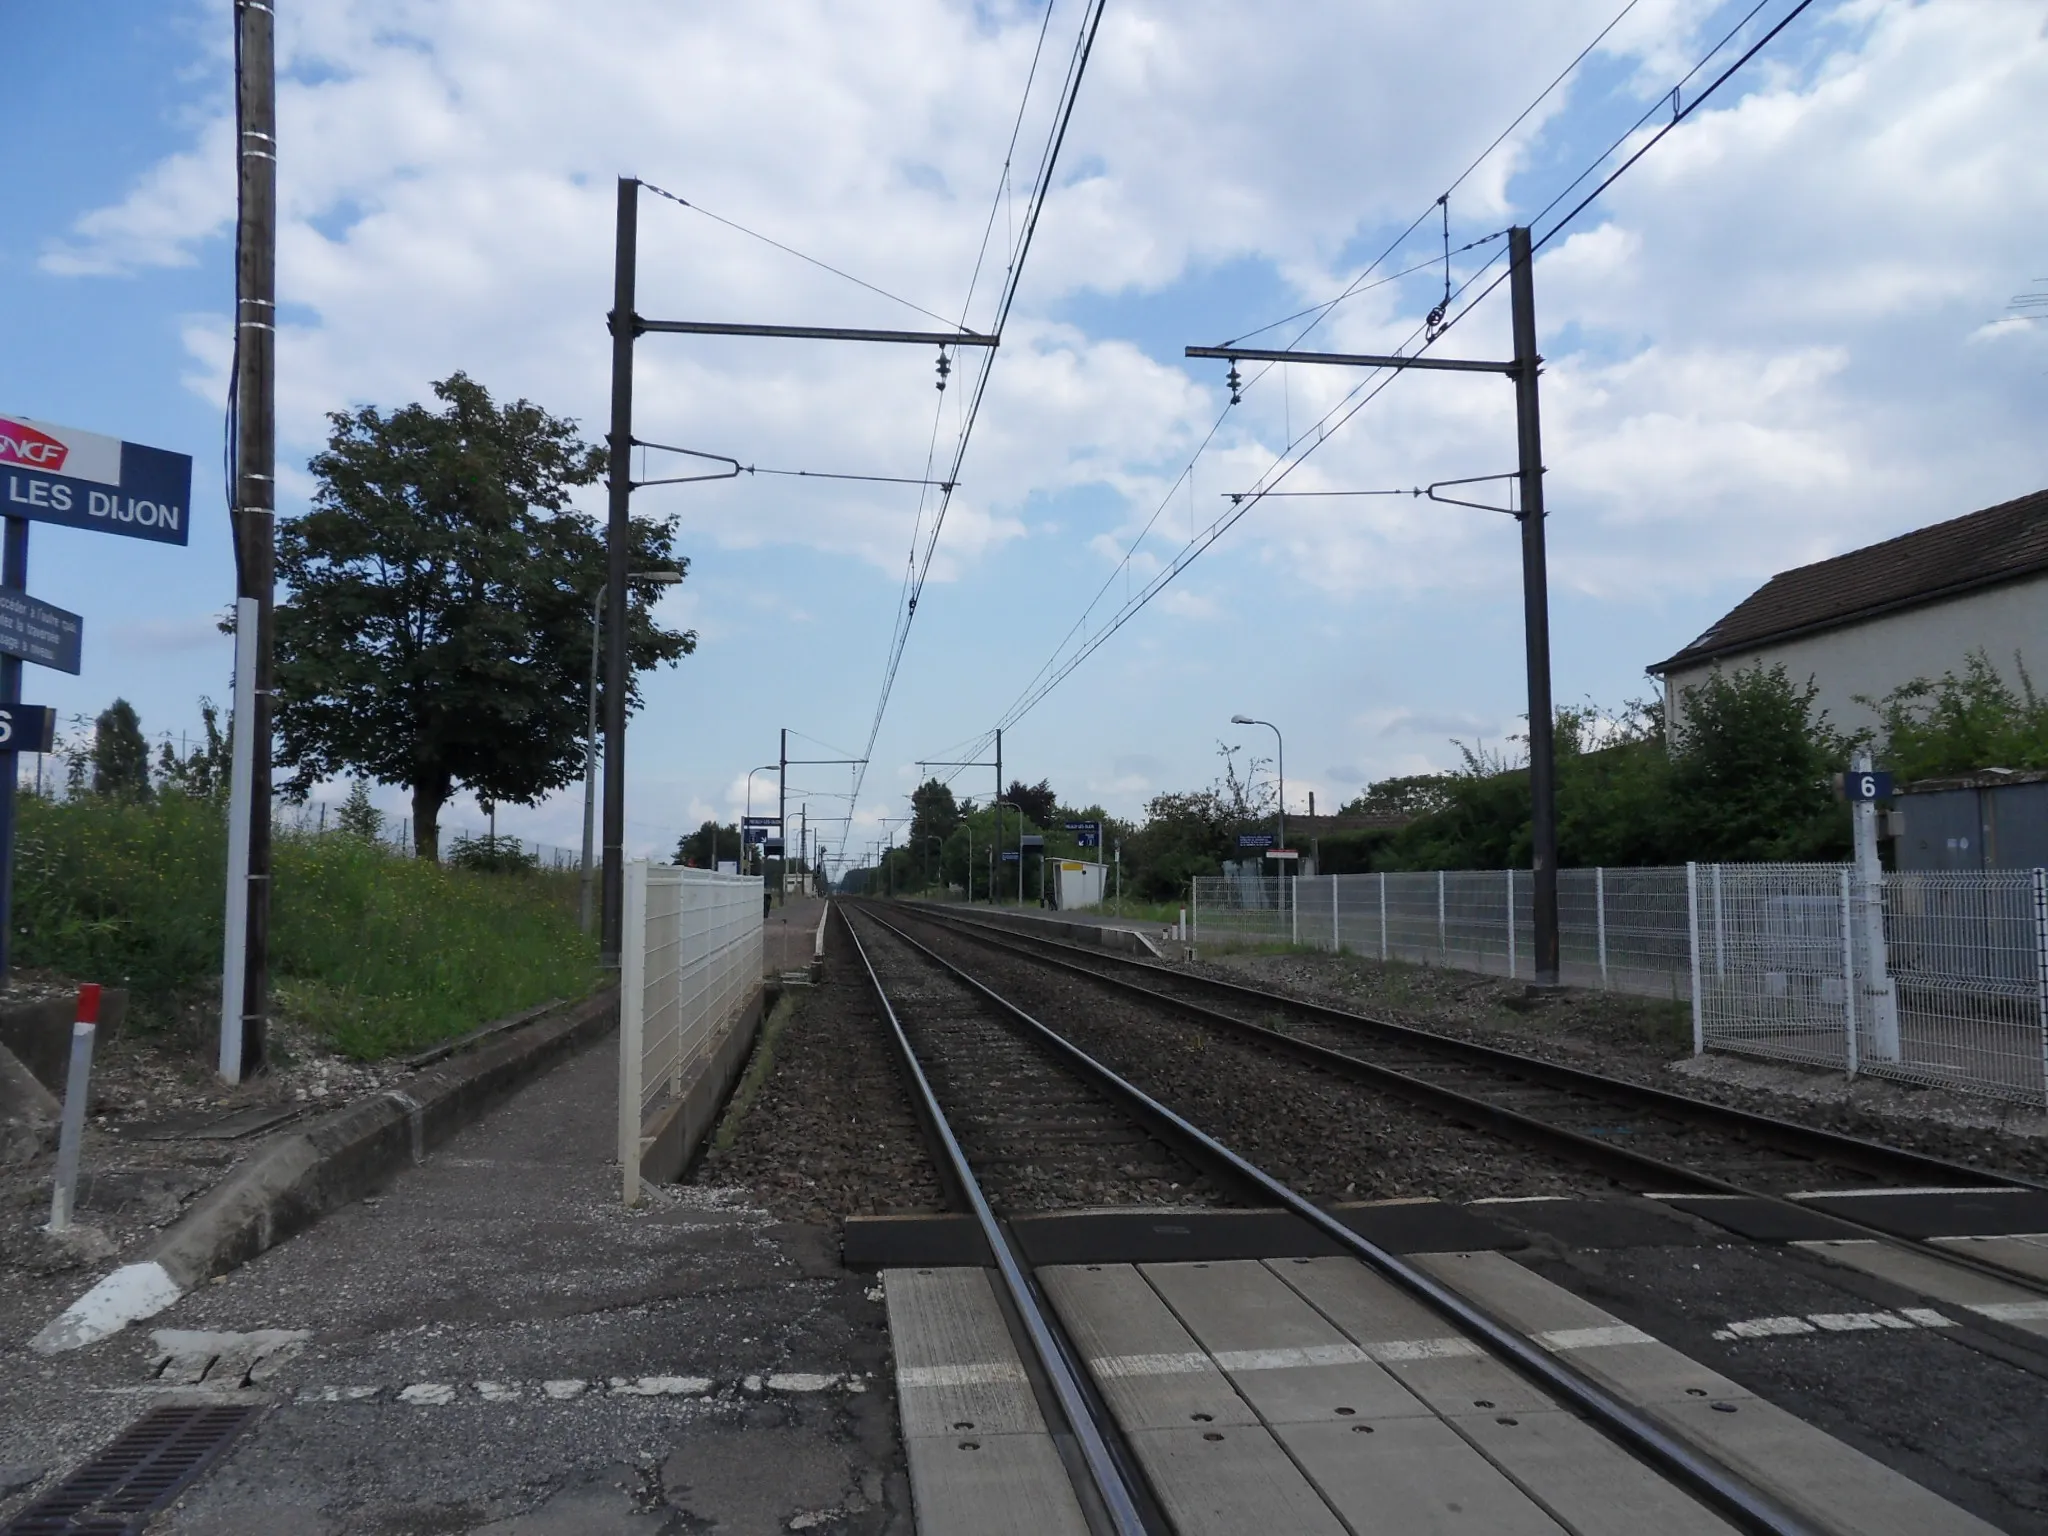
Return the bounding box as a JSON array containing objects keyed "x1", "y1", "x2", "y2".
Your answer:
[
  {"x1": 618, "y1": 862, "x2": 762, "y2": 1204},
  {"x1": 1197, "y1": 861, "x2": 2048, "y2": 1105}
]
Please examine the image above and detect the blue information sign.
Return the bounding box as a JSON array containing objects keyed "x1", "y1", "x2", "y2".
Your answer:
[
  {"x1": 741, "y1": 815, "x2": 780, "y2": 827},
  {"x1": 0, "y1": 590, "x2": 82, "y2": 675},
  {"x1": 0, "y1": 416, "x2": 192, "y2": 546},
  {"x1": 1064, "y1": 819, "x2": 1101, "y2": 848},
  {"x1": 1001, "y1": 850, "x2": 1020, "y2": 862},
  {"x1": 1237, "y1": 832, "x2": 1275, "y2": 849},
  {"x1": 0, "y1": 705, "x2": 55, "y2": 753},
  {"x1": 743, "y1": 825, "x2": 769, "y2": 844}
]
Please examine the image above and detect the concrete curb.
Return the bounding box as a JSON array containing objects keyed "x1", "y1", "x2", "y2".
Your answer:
[{"x1": 30, "y1": 988, "x2": 618, "y2": 1354}]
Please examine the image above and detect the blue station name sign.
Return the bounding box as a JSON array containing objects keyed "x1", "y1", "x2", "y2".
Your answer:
[{"x1": 0, "y1": 415, "x2": 192, "y2": 546}]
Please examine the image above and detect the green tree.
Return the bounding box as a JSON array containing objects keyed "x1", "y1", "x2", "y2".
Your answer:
[
  {"x1": 676, "y1": 819, "x2": 739, "y2": 868},
  {"x1": 906, "y1": 778, "x2": 962, "y2": 888},
  {"x1": 276, "y1": 373, "x2": 694, "y2": 859},
  {"x1": 1868, "y1": 650, "x2": 2048, "y2": 781},
  {"x1": 155, "y1": 697, "x2": 232, "y2": 800},
  {"x1": 1004, "y1": 777, "x2": 1058, "y2": 826},
  {"x1": 91, "y1": 699, "x2": 152, "y2": 800},
  {"x1": 1664, "y1": 665, "x2": 1849, "y2": 860},
  {"x1": 335, "y1": 778, "x2": 384, "y2": 841}
]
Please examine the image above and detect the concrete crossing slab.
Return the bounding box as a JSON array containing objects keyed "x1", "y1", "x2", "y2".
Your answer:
[
  {"x1": 881, "y1": 1268, "x2": 1087, "y2": 1535},
  {"x1": 1140, "y1": 1259, "x2": 1430, "y2": 1425},
  {"x1": 1037, "y1": 1264, "x2": 1259, "y2": 1431},
  {"x1": 1279, "y1": 1415, "x2": 1568, "y2": 1535}
]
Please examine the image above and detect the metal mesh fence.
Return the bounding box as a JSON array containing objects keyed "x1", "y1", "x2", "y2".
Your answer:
[
  {"x1": 618, "y1": 863, "x2": 762, "y2": 1203},
  {"x1": 1194, "y1": 861, "x2": 2048, "y2": 1105},
  {"x1": 1194, "y1": 867, "x2": 1693, "y2": 998}
]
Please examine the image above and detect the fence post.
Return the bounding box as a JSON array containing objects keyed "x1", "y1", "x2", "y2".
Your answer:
[
  {"x1": 1595, "y1": 866, "x2": 1609, "y2": 989},
  {"x1": 1712, "y1": 864, "x2": 1726, "y2": 978},
  {"x1": 46, "y1": 985, "x2": 101, "y2": 1233},
  {"x1": 2034, "y1": 869, "x2": 2048, "y2": 1108},
  {"x1": 1839, "y1": 867, "x2": 1859, "y2": 1079},
  {"x1": 1379, "y1": 872, "x2": 1389, "y2": 961},
  {"x1": 1331, "y1": 873, "x2": 1340, "y2": 954},
  {"x1": 1437, "y1": 870, "x2": 1446, "y2": 961},
  {"x1": 618, "y1": 859, "x2": 648, "y2": 1207},
  {"x1": 1506, "y1": 868, "x2": 1517, "y2": 980},
  {"x1": 1686, "y1": 862, "x2": 1703, "y2": 1055},
  {"x1": 1290, "y1": 874, "x2": 1298, "y2": 947}
]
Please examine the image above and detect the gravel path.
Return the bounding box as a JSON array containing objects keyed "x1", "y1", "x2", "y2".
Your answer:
[
  {"x1": 694, "y1": 914, "x2": 944, "y2": 1223},
  {"x1": 888, "y1": 909, "x2": 1602, "y2": 1205}
]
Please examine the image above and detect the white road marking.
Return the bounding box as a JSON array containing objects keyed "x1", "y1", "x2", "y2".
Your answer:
[
  {"x1": 1717, "y1": 1316, "x2": 1815, "y2": 1340},
  {"x1": 1085, "y1": 1353, "x2": 1212, "y2": 1379},
  {"x1": 764, "y1": 1372, "x2": 840, "y2": 1392},
  {"x1": 1213, "y1": 1344, "x2": 1371, "y2": 1372},
  {"x1": 1786, "y1": 1186, "x2": 2029, "y2": 1200},
  {"x1": 475, "y1": 1381, "x2": 521, "y2": 1402},
  {"x1": 899, "y1": 1362, "x2": 1029, "y2": 1388},
  {"x1": 296, "y1": 1386, "x2": 379, "y2": 1403},
  {"x1": 397, "y1": 1383, "x2": 455, "y2": 1405},
  {"x1": 1713, "y1": 1307, "x2": 1958, "y2": 1341},
  {"x1": 609, "y1": 1376, "x2": 712, "y2": 1396},
  {"x1": 1365, "y1": 1337, "x2": 1484, "y2": 1362},
  {"x1": 1810, "y1": 1312, "x2": 1915, "y2": 1332},
  {"x1": 542, "y1": 1380, "x2": 589, "y2": 1400}
]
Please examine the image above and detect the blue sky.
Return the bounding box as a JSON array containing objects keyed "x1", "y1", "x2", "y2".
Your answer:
[{"x1": 4, "y1": 0, "x2": 2045, "y2": 873}]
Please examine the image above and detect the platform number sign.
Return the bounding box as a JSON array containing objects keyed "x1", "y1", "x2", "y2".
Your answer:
[
  {"x1": 1064, "y1": 819, "x2": 1101, "y2": 849},
  {"x1": 0, "y1": 704, "x2": 54, "y2": 753},
  {"x1": 1837, "y1": 769, "x2": 1894, "y2": 802}
]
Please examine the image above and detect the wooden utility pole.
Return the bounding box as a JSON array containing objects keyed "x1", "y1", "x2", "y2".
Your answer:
[{"x1": 221, "y1": 0, "x2": 276, "y2": 1079}]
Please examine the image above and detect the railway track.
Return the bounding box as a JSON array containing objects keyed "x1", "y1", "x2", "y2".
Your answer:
[
  {"x1": 893, "y1": 903, "x2": 2048, "y2": 1297},
  {"x1": 841, "y1": 902, "x2": 1829, "y2": 1536}
]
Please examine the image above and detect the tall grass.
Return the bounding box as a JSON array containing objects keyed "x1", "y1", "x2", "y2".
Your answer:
[{"x1": 13, "y1": 790, "x2": 597, "y2": 1059}]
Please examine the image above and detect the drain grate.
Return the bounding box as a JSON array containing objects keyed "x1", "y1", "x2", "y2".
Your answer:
[{"x1": 2, "y1": 1404, "x2": 260, "y2": 1535}]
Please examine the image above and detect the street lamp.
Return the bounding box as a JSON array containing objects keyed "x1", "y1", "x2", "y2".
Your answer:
[
  {"x1": 582, "y1": 568, "x2": 681, "y2": 933},
  {"x1": 1231, "y1": 715, "x2": 1284, "y2": 857}
]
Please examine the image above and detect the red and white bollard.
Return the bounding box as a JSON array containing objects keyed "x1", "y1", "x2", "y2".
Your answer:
[{"x1": 46, "y1": 983, "x2": 102, "y2": 1234}]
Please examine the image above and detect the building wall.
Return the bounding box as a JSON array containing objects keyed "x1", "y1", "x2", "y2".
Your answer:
[{"x1": 1661, "y1": 574, "x2": 2048, "y2": 739}]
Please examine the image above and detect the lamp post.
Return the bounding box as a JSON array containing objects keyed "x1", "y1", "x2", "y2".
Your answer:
[
  {"x1": 1231, "y1": 715, "x2": 1284, "y2": 855},
  {"x1": 581, "y1": 568, "x2": 681, "y2": 933}
]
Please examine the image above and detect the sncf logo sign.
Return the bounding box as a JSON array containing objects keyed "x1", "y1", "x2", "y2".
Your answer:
[{"x1": 0, "y1": 419, "x2": 68, "y2": 472}]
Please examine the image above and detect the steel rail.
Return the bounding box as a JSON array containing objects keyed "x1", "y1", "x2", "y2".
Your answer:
[
  {"x1": 916, "y1": 906, "x2": 2043, "y2": 1194},
  {"x1": 900, "y1": 906, "x2": 2048, "y2": 1323},
  {"x1": 837, "y1": 908, "x2": 1152, "y2": 1536},
  {"x1": 856, "y1": 903, "x2": 1819, "y2": 1536}
]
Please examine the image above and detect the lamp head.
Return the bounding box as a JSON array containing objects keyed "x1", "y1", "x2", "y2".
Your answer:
[
  {"x1": 1230, "y1": 714, "x2": 1254, "y2": 725},
  {"x1": 632, "y1": 569, "x2": 683, "y2": 586}
]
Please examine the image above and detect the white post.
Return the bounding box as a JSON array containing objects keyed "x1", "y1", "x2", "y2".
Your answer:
[
  {"x1": 1686, "y1": 862, "x2": 1704, "y2": 1055},
  {"x1": 1712, "y1": 864, "x2": 1726, "y2": 978},
  {"x1": 1379, "y1": 872, "x2": 1389, "y2": 961},
  {"x1": 1595, "y1": 866, "x2": 1609, "y2": 989},
  {"x1": 618, "y1": 859, "x2": 649, "y2": 1207},
  {"x1": 1852, "y1": 747, "x2": 1901, "y2": 1061},
  {"x1": 46, "y1": 987, "x2": 100, "y2": 1233},
  {"x1": 1506, "y1": 868, "x2": 1517, "y2": 980},
  {"x1": 1840, "y1": 867, "x2": 1860, "y2": 1078},
  {"x1": 1437, "y1": 870, "x2": 1446, "y2": 960},
  {"x1": 1331, "y1": 873, "x2": 1340, "y2": 954},
  {"x1": 2034, "y1": 868, "x2": 2048, "y2": 1109},
  {"x1": 1290, "y1": 874, "x2": 1298, "y2": 947},
  {"x1": 217, "y1": 596, "x2": 259, "y2": 1082}
]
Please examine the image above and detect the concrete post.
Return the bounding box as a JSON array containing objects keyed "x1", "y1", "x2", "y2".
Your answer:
[{"x1": 47, "y1": 985, "x2": 101, "y2": 1233}]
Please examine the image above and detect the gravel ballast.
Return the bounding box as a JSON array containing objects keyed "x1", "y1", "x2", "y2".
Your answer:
[
  {"x1": 887, "y1": 910, "x2": 1603, "y2": 1205},
  {"x1": 695, "y1": 916, "x2": 944, "y2": 1222}
]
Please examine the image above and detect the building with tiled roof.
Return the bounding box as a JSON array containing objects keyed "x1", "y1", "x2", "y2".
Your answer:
[{"x1": 1649, "y1": 488, "x2": 2048, "y2": 735}]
